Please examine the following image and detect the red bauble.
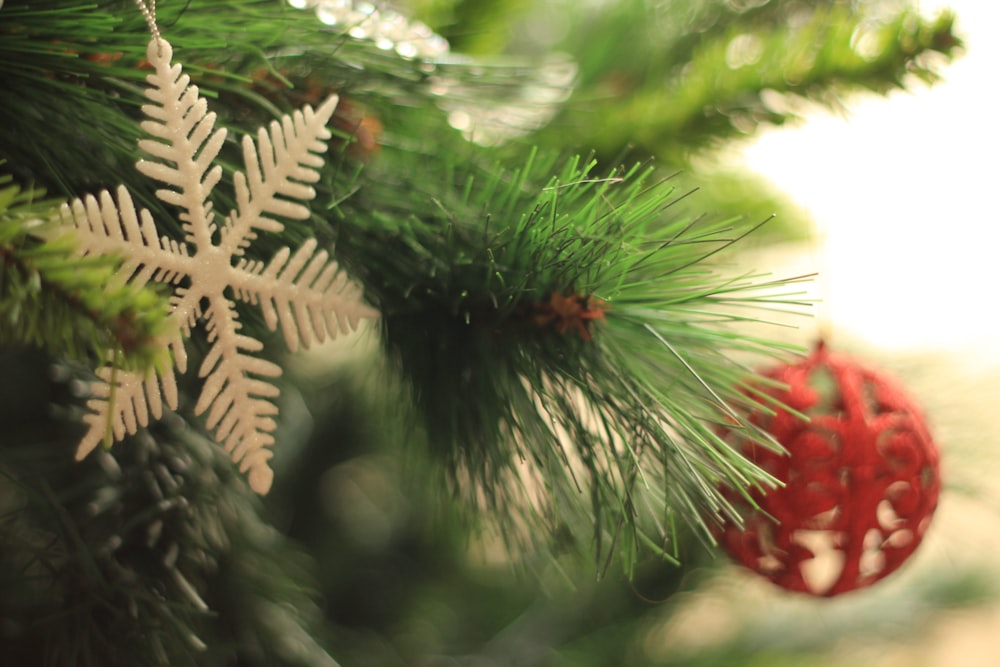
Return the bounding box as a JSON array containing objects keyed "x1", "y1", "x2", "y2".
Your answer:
[{"x1": 717, "y1": 341, "x2": 941, "y2": 596}]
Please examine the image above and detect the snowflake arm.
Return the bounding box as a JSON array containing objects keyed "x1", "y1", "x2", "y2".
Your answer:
[
  {"x1": 60, "y1": 185, "x2": 192, "y2": 295},
  {"x1": 222, "y1": 94, "x2": 340, "y2": 256},
  {"x1": 137, "y1": 40, "x2": 226, "y2": 250},
  {"x1": 76, "y1": 361, "x2": 180, "y2": 461},
  {"x1": 59, "y1": 185, "x2": 188, "y2": 461},
  {"x1": 235, "y1": 239, "x2": 379, "y2": 352},
  {"x1": 196, "y1": 297, "x2": 281, "y2": 494},
  {"x1": 60, "y1": 186, "x2": 193, "y2": 375}
]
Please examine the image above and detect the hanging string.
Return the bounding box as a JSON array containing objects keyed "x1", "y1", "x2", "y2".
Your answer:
[{"x1": 133, "y1": 0, "x2": 162, "y2": 51}]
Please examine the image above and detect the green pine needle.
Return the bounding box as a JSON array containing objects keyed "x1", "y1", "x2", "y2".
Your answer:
[
  {"x1": 341, "y1": 150, "x2": 810, "y2": 566},
  {"x1": 0, "y1": 173, "x2": 173, "y2": 372}
]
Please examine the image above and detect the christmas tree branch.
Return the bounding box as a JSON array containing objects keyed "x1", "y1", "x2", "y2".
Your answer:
[
  {"x1": 0, "y1": 362, "x2": 338, "y2": 666},
  {"x1": 0, "y1": 5, "x2": 438, "y2": 178},
  {"x1": 338, "y1": 150, "x2": 809, "y2": 562},
  {"x1": 0, "y1": 174, "x2": 171, "y2": 371},
  {"x1": 541, "y1": 0, "x2": 960, "y2": 161}
]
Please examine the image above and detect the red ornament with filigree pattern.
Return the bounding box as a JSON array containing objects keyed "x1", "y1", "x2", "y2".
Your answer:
[{"x1": 717, "y1": 342, "x2": 941, "y2": 596}]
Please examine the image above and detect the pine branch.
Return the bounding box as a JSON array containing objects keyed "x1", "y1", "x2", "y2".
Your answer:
[
  {"x1": 0, "y1": 175, "x2": 172, "y2": 371},
  {"x1": 340, "y1": 150, "x2": 809, "y2": 563},
  {"x1": 0, "y1": 1, "x2": 447, "y2": 213},
  {"x1": 0, "y1": 351, "x2": 339, "y2": 666},
  {"x1": 541, "y1": 0, "x2": 961, "y2": 161}
]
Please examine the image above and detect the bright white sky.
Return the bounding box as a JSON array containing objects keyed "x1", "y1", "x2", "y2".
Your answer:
[{"x1": 739, "y1": 0, "x2": 999, "y2": 356}]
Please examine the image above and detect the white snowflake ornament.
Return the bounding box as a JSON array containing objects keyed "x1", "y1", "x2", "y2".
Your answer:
[{"x1": 62, "y1": 37, "x2": 378, "y2": 494}]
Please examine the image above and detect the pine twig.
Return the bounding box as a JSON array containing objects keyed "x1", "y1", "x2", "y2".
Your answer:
[
  {"x1": 343, "y1": 150, "x2": 809, "y2": 565},
  {"x1": 0, "y1": 174, "x2": 172, "y2": 372}
]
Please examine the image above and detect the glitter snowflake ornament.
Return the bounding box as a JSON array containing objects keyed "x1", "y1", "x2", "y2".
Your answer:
[
  {"x1": 716, "y1": 342, "x2": 940, "y2": 596},
  {"x1": 63, "y1": 28, "x2": 377, "y2": 494}
]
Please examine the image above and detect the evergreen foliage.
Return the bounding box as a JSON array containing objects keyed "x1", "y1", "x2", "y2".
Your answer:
[
  {"x1": 344, "y1": 150, "x2": 809, "y2": 560},
  {"x1": 0, "y1": 0, "x2": 965, "y2": 665},
  {"x1": 0, "y1": 351, "x2": 336, "y2": 666},
  {"x1": 419, "y1": 0, "x2": 961, "y2": 238},
  {"x1": 0, "y1": 173, "x2": 171, "y2": 371}
]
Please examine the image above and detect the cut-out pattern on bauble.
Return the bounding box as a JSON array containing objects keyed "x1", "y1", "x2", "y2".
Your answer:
[{"x1": 717, "y1": 341, "x2": 941, "y2": 596}]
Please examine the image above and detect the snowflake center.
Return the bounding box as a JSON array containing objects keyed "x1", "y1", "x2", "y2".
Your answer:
[{"x1": 191, "y1": 244, "x2": 234, "y2": 296}]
